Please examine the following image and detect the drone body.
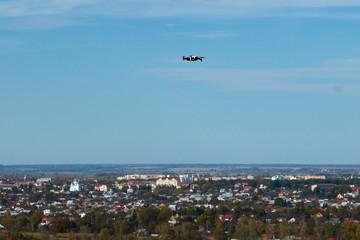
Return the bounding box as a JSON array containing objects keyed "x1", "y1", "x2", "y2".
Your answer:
[{"x1": 183, "y1": 55, "x2": 205, "y2": 62}]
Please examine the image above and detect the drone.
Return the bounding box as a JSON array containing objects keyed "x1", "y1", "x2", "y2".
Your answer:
[{"x1": 183, "y1": 55, "x2": 205, "y2": 62}]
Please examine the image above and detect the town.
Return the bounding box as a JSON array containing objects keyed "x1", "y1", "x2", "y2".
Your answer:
[{"x1": 0, "y1": 165, "x2": 360, "y2": 240}]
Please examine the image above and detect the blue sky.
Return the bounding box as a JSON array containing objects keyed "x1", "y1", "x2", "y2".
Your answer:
[{"x1": 1, "y1": 0, "x2": 360, "y2": 165}]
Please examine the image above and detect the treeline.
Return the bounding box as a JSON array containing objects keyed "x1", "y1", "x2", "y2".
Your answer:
[{"x1": 1, "y1": 205, "x2": 360, "y2": 240}]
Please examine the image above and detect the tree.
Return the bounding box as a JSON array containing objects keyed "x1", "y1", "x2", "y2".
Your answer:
[
  {"x1": 157, "y1": 207, "x2": 172, "y2": 223},
  {"x1": 29, "y1": 210, "x2": 42, "y2": 232},
  {"x1": 277, "y1": 222, "x2": 291, "y2": 239},
  {"x1": 156, "y1": 222, "x2": 175, "y2": 240},
  {"x1": 274, "y1": 198, "x2": 286, "y2": 207},
  {"x1": 99, "y1": 228, "x2": 112, "y2": 240},
  {"x1": 135, "y1": 206, "x2": 160, "y2": 229},
  {"x1": 44, "y1": 192, "x2": 55, "y2": 202},
  {"x1": 196, "y1": 214, "x2": 207, "y2": 232},
  {"x1": 352, "y1": 205, "x2": 360, "y2": 220},
  {"x1": 51, "y1": 218, "x2": 75, "y2": 233},
  {"x1": 214, "y1": 218, "x2": 226, "y2": 240},
  {"x1": 233, "y1": 217, "x2": 265, "y2": 240},
  {"x1": 340, "y1": 221, "x2": 360, "y2": 240},
  {"x1": 124, "y1": 235, "x2": 138, "y2": 240},
  {"x1": 0, "y1": 211, "x2": 22, "y2": 239},
  {"x1": 297, "y1": 221, "x2": 309, "y2": 239},
  {"x1": 113, "y1": 219, "x2": 131, "y2": 238},
  {"x1": 174, "y1": 222, "x2": 204, "y2": 240},
  {"x1": 338, "y1": 206, "x2": 350, "y2": 219},
  {"x1": 293, "y1": 202, "x2": 306, "y2": 216},
  {"x1": 318, "y1": 222, "x2": 339, "y2": 239}
]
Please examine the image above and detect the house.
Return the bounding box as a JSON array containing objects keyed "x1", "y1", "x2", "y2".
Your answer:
[
  {"x1": 43, "y1": 209, "x2": 52, "y2": 216},
  {"x1": 288, "y1": 217, "x2": 297, "y2": 224},
  {"x1": 41, "y1": 217, "x2": 53, "y2": 225},
  {"x1": 318, "y1": 199, "x2": 329, "y2": 208},
  {"x1": 66, "y1": 200, "x2": 75, "y2": 207},
  {"x1": 350, "y1": 185, "x2": 360, "y2": 197},
  {"x1": 0, "y1": 183, "x2": 14, "y2": 190},
  {"x1": 94, "y1": 184, "x2": 108, "y2": 192},
  {"x1": 168, "y1": 217, "x2": 178, "y2": 226},
  {"x1": 315, "y1": 210, "x2": 327, "y2": 218},
  {"x1": 224, "y1": 213, "x2": 234, "y2": 221},
  {"x1": 243, "y1": 185, "x2": 253, "y2": 191},
  {"x1": 337, "y1": 194, "x2": 344, "y2": 199}
]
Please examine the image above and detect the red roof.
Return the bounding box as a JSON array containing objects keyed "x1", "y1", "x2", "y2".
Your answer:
[{"x1": 224, "y1": 213, "x2": 234, "y2": 220}]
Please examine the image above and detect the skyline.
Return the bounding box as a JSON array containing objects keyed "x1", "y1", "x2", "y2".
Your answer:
[{"x1": 1, "y1": 1, "x2": 360, "y2": 165}]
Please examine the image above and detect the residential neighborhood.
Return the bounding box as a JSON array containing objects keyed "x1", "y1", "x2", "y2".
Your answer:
[{"x1": 0, "y1": 169, "x2": 360, "y2": 239}]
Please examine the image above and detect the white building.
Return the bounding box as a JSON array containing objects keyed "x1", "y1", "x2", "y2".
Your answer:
[
  {"x1": 156, "y1": 177, "x2": 179, "y2": 188},
  {"x1": 117, "y1": 174, "x2": 166, "y2": 181},
  {"x1": 179, "y1": 174, "x2": 194, "y2": 183},
  {"x1": 36, "y1": 178, "x2": 51, "y2": 183},
  {"x1": 35, "y1": 178, "x2": 51, "y2": 187},
  {"x1": 70, "y1": 179, "x2": 81, "y2": 192}
]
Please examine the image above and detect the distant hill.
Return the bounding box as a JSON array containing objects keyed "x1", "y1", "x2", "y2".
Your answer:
[{"x1": 0, "y1": 163, "x2": 359, "y2": 176}]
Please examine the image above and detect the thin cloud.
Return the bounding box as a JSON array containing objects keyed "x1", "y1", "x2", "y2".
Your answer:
[
  {"x1": 148, "y1": 58, "x2": 360, "y2": 95},
  {"x1": 0, "y1": 15, "x2": 92, "y2": 31},
  {"x1": 268, "y1": 7, "x2": 360, "y2": 20},
  {"x1": 0, "y1": 0, "x2": 98, "y2": 17},
  {"x1": 2, "y1": 1, "x2": 360, "y2": 29}
]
